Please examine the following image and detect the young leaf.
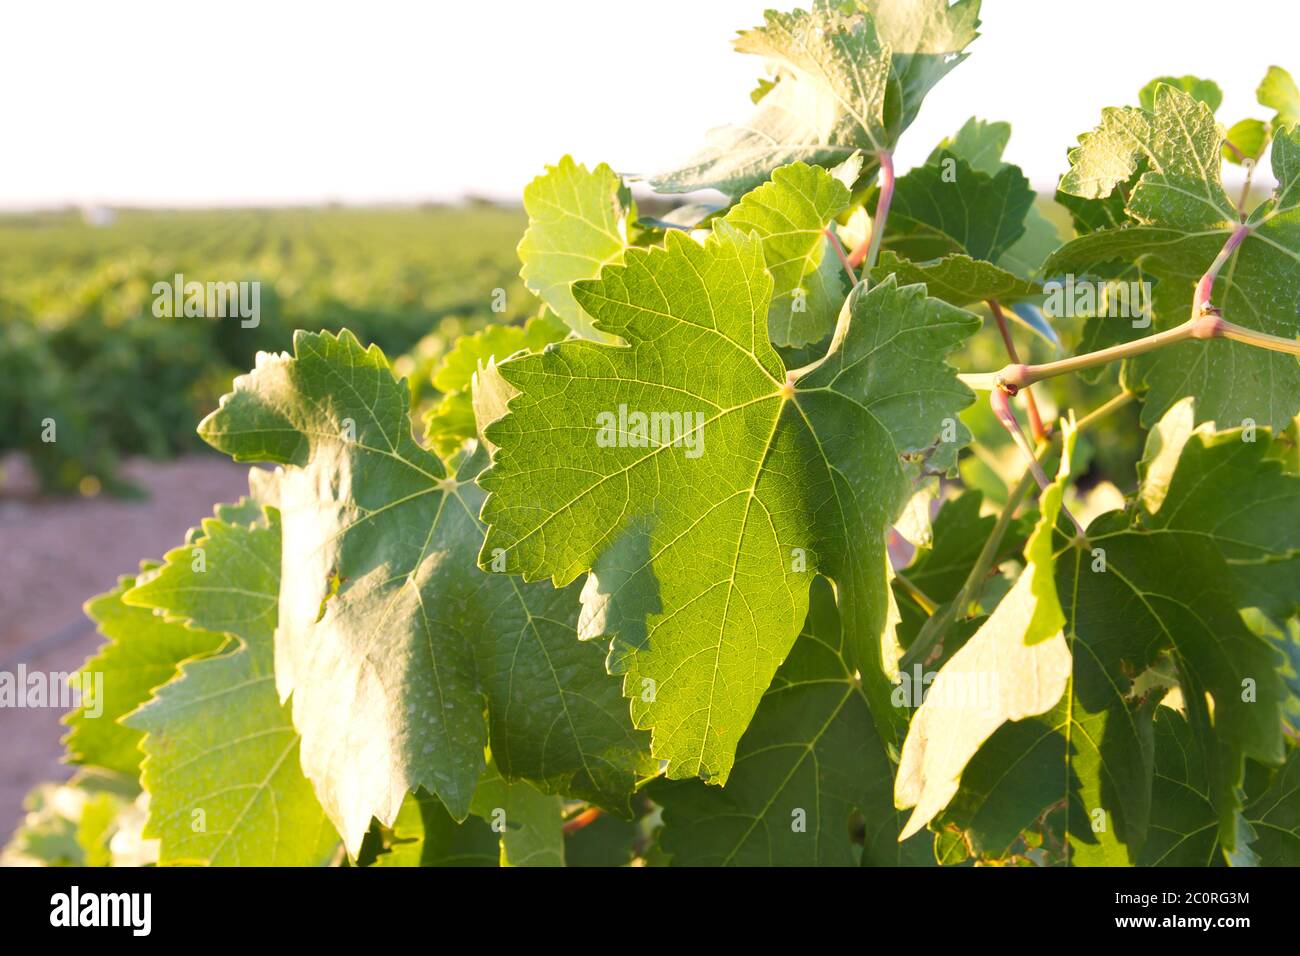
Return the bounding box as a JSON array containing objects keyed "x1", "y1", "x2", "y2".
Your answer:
[
  {"x1": 424, "y1": 315, "x2": 567, "y2": 458},
  {"x1": 1258, "y1": 65, "x2": 1300, "y2": 130},
  {"x1": 652, "y1": 577, "x2": 929, "y2": 866},
  {"x1": 886, "y1": 153, "x2": 1034, "y2": 263},
  {"x1": 199, "y1": 329, "x2": 650, "y2": 853},
  {"x1": 1138, "y1": 75, "x2": 1222, "y2": 113},
  {"x1": 872, "y1": 152, "x2": 1039, "y2": 304},
  {"x1": 519, "y1": 156, "x2": 630, "y2": 339},
  {"x1": 123, "y1": 497, "x2": 340, "y2": 866},
  {"x1": 721, "y1": 160, "x2": 855, "y2": 347},
  {"x1": 479, "y1": 223, "x2": 978, "y2": 785},
  {"x1": 1048, "y1": 87, "x2": 1300, "y2": 430}
]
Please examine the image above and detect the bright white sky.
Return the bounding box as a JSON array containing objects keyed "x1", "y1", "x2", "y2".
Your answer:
[{"x1": 1, "y1": 0, "x2": 1294, "y2": 208}]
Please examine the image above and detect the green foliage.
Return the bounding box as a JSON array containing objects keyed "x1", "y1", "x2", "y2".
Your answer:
[{"x1": 21, "y1": 0, "x2": 1300, "y2": 870}]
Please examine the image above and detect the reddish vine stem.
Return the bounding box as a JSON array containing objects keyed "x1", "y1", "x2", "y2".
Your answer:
[
  {"x1": 848, "y1": 150, "x2": 894, "y2": 271},
  {"x1": 562, "y1": 806, "x2": 603, "y2": 835},
  {"x1": 825, "y1": 227, "x2": 858, "y2": 284},
  {"x1": 990, "y1": 387, "x2": 1085, "y2": 535},
  {"x1": 961, "y1": 223, "x2": 1300, "y2": 392},
  {"x1": 987, "y1": 298, "x2": 1048, "y2": 441}
]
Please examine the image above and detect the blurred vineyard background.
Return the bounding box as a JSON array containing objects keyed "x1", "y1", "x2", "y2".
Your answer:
[{"x1": 0, "y1": 205, "x2": 540, "y2": 495}]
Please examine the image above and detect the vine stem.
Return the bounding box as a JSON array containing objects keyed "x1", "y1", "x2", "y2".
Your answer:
[
  {"x1": 894, "y1": 570, "x2": 938, "y2": 615},
  {"x1": 988, "y1": 298, "x2": 1047, "y2": 441},
  {"x1": 848, "y1": 150, "x2": 894, "y2": 271},
  {"x1": 990, "y1": 387, "x2": 1085, "y2": 535},
  {"x1": 897, "y1": 390, "x2": 1135, "y2": 671},
  {"x1": 960, "y1": 223, "x2": 1300, "y2": 392},
  {"x1": 562, "y1": 806, "x2": 603, "y2": 835},
  {"x1": 825, "y1": 227, "x2": 857, "y2": 284}
]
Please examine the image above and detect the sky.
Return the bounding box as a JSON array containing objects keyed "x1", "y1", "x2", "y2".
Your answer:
[{"x1": 1, "y1": 0, "x2": 1295, "y2": 208}]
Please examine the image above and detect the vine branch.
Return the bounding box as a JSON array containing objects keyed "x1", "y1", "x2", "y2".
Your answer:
[
  {"x1": 848, "y1": 150, "x2": 894, "y2": 272},
  {"x1": 898, "y1": 390, "x2": 1135, "y2": 671},
  {"x1": 988, "y1": 298, "x2": 1047, "y2": 441}
]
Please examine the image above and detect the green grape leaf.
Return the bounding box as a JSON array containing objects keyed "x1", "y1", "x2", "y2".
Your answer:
[
  {"x1": 650, "y1": 2, "x2": 890, "y2": 197},
  {"x1": 649, "y1": 1, "x2": 978, "y2": 198},
  {"x1": 1138, "y1": 398, "x2": 1300, "y2": 620},
  {"x1": 652, "y1": 577, "x2": 929, "y2": 865},
  {"x1": 886, "y1": 152, "x2": 1035, "y2": 263},
  {"x1": 519, "y1": 156, "x2": 630, "y2": 339},
  {"x1": 1239, "y1": 743, "x2": 1300, "y2": 864},
  {"x1": 997, "y1": 205, "x2": 1063, "y2": 281},
  {"x1": 921, "y1": 116, "x2": 1063, "y2": 280},
  {"x1": 123, "y1": 497, "x2": 340, "y2": 866},
  {"x1": 367, "y1": 791, "x2": 498, "y2": 867},
  {"x1": 871, "y1": 250, "x2": 1039, "y2": 307},
  {"x1": 469, "y1": 760, "x2": 565, "y2": 867},
  {"x1": 198, "y1": 329, "x2": 649, "y2": 853},
  {"x1": 1259, "y1": 65, "x2": 1300, "y2": 130},
  {"x1": 895, "y1": 423, "x2": 1077, "y2": 840},
  {"x1": 1047, "y1": 87, "x2": 1300, "y2": 430},
  {"x1": 64, "y1": 572, "x2": 225, "y2": 777},
  {"x1": 479, "y1": 223, "x2": 977, "y2": 785},
  {"x1": 925, "y1": 116, "x2": 1010, "y2": 175},
  {"x1": 721, "y1": 160, "x2": 855, "y2": 347},
  {"x1": 1141, "y1": 706, "x2": 1223, "y2": 865},
  {"x1": 1225, "y1": 118, "x2": 1269, "y2": 165},
  {"x1": 863, "y1": 0, "x2": 982, "y2": 139},
  {"x1": 424, "y1": 315, "x2": 567, "y2": 458},
  {"x1": 1139, "y1": 75, "x2": 1223, "y2": 114},
  {"x1": 1145, "y1": 708, "x2": 1300, "y2": 866}
]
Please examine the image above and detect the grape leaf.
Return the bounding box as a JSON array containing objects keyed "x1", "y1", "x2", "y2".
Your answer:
[
  {"x1": 873, "y1": 250, "x2": 1039, "y2": 307},
  {"x1": 122, "y1": 493, "x2": 340, "y2": 866},
  {"x1": 721, "y1": 160, "x2": 855, "y2": 347},
  {"x1": 1047, "y1": 86, "x2": 1300, "y2": 430},
  {"x1": 1144, "y1": 708, "x2": 1300, "y2": 866},
  {"x1": 925, "y1": 116, "x2": 1009, "y2": 175},
  {"x1": 895, "y1": 423, "x2": 1077, "y2": 840},
  {"x1": 519, "y1": 156, "x2": 630, "y2": 339},
  {"x1": 924, "y1": 116, "x2": 1064, "y2": 280},
  {"x1": 872, "y1": 151, "x2": 1039, "y2": 304},
  {"x1": 886, "y1": 153, "x2": 1034, "y2": 263},
  {"x1": 649, "y1": 0, "x2": 979, "y2": 198},
  {"x1": 64, "y1": 571, "x2": 225, "y2": 777},
  {"x1": 1137, "y1": 398, "x2": 1300, "y2": 621},
  {"x1": 366, "y1": 791, "x2": 498, "y2": 868},
  {"x1": 1259, "y1": 65, "x2": 1300, "y2": 130},
  {"x1": 1225, "y1": 118, "x2": 1269, "y2": 165},
  {"x1": 198, "y1": 329, "x2": 650, "y2": 853},
  {"x1": 469, "y1": 760, "x2": 565, "y2": 867},
  {"x1": 479, "y1": 222, "x2": 978, "y2": 785},
  {"x1": 1138, "y1": 75, "x2": 1222, "y2": 113},
  {"x1": 424, "y1": 315, "x2": 567, "y2": 458},
  {"x1": 652, "y1": 577, "x2": 930, "y2": 865}
]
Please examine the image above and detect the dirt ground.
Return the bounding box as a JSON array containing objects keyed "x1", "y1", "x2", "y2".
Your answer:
[{"x1": 0, "y1": 453, "x2": 251, "y2": 844}]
